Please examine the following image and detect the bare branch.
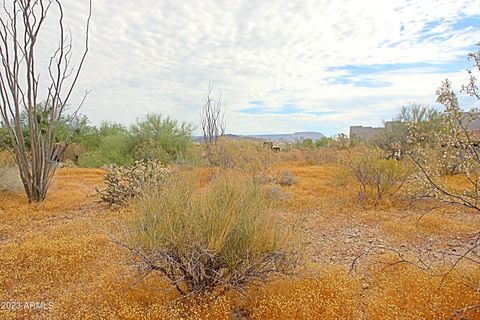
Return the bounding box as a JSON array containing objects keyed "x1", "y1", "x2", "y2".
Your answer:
[{"x1": 0, "y1": 0, "x2": 91, "y2": 202}]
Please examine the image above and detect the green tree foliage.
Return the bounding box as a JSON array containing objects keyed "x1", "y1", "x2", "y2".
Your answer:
[
  {"x1": 0, "y1": 104, "x2": 91, "y2": 150},
  {"x1": 78, "y1": 123, "x2": 134, "y2": 167},
  {"x1": 315, "y1": 137, "x2": 333, "y2": 148},
  {"x1": 130, "y1": 113, "x2": 195, "y2": 164},
  {"x1": 66, "y1": 113, "x2": 197, "y2": 167},
  {"x1": 293, "y1": 138, "x2": 315, "y2": 150},
  {"x1": 396, "y1": 104, "x2": 439, "y2": 124}
]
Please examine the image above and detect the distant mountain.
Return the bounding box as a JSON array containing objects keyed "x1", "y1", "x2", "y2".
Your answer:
[{"x1": 193, "y1": 132, "x2": 325, "y2": 143}]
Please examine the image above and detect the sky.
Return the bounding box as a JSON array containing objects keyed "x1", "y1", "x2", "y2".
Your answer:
[{"x1": 32, "y1": 0, "x2": 480, "y2": 136}]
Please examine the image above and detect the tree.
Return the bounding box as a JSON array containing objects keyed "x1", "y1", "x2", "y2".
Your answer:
[
  {"x1": 0, "y1": 1, "x2": 91, "y2": 202},
  {"x1": 130, "y1": 113, "x2": 194, "y2": 164},
  {"x1": 396, "y1": 103, "x2": 439, "y2": 124},
  {"x1": 411, "y1": 43, "x2": 480, "y2": 212},
  {"x1": 302, "y1": 138, "x2": 314, "y2": 148}
]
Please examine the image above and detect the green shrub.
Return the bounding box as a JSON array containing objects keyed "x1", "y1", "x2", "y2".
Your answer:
[
  {"x1": 116, "y1": 171, "x2": 297, "y2": 295},
  {"x1": 130, "y1": 114, "x2": 195, "y2": 164},
  {"x1": 78, "y1": 125, "x2": 133, "y2": 167},
  {"x1": 78, "y1": 133, "x2": 133, "y2": 168},
  {"x1": 315, "y1": 137, "x2": 333, "y2": 148}
]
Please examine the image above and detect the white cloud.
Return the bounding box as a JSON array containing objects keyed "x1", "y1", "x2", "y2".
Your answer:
[{"x1": 25, "y1": 0, "x2": 480, "y2": 135}]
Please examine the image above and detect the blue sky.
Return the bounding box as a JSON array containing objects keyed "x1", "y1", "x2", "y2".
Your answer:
[{"x1": 40, "y1": 0, "x2": 480, "y2": 136}]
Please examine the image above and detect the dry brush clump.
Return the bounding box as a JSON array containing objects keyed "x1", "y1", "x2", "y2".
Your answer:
[
  {"x1": 97, "y1": 160, "x2": 170, "y2": 206},
  {"x1": 303, "y1": 148, "x2": 338, "y2": 165},
  {"x1": 265, "y1": 183, "x2": 293, "y2": 201},
  {"x1": 205, "y1": 138, "x2": 274, "y2": 178},
  {"x1": 113, "y1": 171, "x2": 299, "y2": 296},
  {"x1": 0, "y1": 150, "x2": 22, "y2": 192},
  {"x1": 277, "y1": 169, "x2": 299, "y2": 186},
  {"x1": 2, "y1": 165, "x2": 480, "y2": 319},
  {"x1": 344, "y1": 147, "x2": 412, "y2": 202},
  {"x1": 290, "y1": 147, "x2": 349, "y2": 165}
]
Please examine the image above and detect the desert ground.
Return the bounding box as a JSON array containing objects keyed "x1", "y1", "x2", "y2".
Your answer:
[
  {"x1": 1, "y1": 154, "x2": 479, "y2": 319},
  {"x1": 1, "y1": 1, "x2": 479, "y2": 319}
]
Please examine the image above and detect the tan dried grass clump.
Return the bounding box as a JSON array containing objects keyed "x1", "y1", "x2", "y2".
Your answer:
[
  {"x1": 204, "y1": 138, "x2": 273, "y2": 177},
  {"x1": 115, "y1": 170, "x2": 299, "y2": 296},
  {"x1": 0, "y1": 150, "x2": 22, "y2": 192}
]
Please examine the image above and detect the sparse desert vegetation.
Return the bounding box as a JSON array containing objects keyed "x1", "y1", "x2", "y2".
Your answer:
[
  {"x1": 1, "y1": 1, "x2": 480, "y2": 319},
  {"x1": 1, "y1": 148, "x2": 480, "y2": 319},
  {"x1": 3, "y1": 83, "x2": 480, "y2": 317}
]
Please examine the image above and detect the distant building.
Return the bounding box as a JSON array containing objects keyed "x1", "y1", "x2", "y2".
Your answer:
[{"x1": 349, "y1": 125, "x2": 384, "y2": 140}]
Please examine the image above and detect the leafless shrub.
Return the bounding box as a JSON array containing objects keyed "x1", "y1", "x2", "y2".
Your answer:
[
  {"x1": 266, "y1": 183, "x2": 293, "y2": 201},
  {"x1": 97, "y1": 160, "x2": 170, "y2": 207},
  {"x1": 450, "y1": 304, "x2": 480, "y2": 320},
  {"x1": 201, "y1": 84, "x2": 225, "y2": 165},
  {"x1": 284, "y1": 148, "x2": 348, "y2": 165},
  {"x1": 0, "y1": 0, "x2": 92, "y2": 202},
  {"x1": 303, "y1": 149, "x2": 336, "y2": 165},
  {"x1": 344, "y1": 147, "x2": 411, "y2": 202},
  {"x1": 277, "y1": 170, "x2": 298, "y2": 186}
]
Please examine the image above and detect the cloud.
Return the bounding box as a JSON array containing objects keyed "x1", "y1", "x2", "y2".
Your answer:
[{"x1": 28, "y1": 0, "x2": 480, "y2": 135}]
